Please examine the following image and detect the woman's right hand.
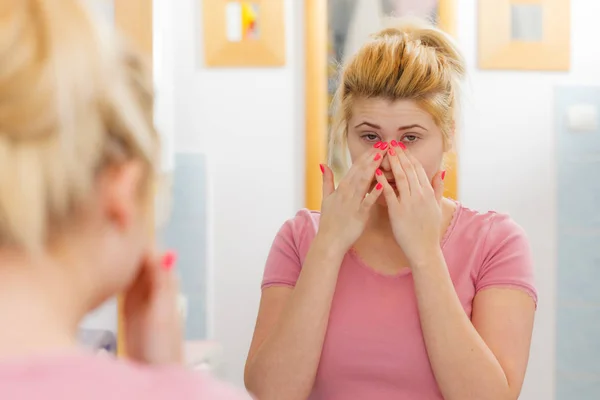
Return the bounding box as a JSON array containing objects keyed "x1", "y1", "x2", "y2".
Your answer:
[
  {"x1": 317, "y1": 145, "x2": 385, "y2": 254},
  {"x1": 123, "y1": 250, "x2": 183, "y2": 366}
]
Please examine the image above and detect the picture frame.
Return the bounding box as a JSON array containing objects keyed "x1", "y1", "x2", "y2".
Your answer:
[
  {"x1": 201, "y1": 0, "x2": 286, "y2": 67},
  {"x1": 304, "y1": 0, "x2": 459, "y2": 211},
  {"x1": 478, "y1": 0, "x2": 570, "y2": 71}
]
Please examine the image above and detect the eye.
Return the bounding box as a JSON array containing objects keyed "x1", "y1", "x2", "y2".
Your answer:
[
  {"x1": 361, "y1": 133, "x2": 380, "y2": 142},
  {"x1": 402, "y1": 134, "x2": 418, "y2": 143}
]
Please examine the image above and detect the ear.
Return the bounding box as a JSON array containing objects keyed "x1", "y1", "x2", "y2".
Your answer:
[
  {"x1": 99, "y1": 161, "x2": 145, "y2": 230},
  {"x1": 444, "y1": 120, "x2": 456, "y2": 153}
]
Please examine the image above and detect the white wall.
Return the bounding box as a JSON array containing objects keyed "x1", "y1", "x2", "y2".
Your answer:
[
  {"x1": 166, "y1": 0, "x2": 600, "y2": 397},
  {"x1": 458, "y1": 1, "x2": 600, "y2": 399},
  {"x1": 167, "y1": 0, "x2": 304, "y2": 385}
]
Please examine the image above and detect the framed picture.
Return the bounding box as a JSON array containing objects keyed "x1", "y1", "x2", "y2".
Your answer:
[
  {"x1": 478, "y1": 0, "x2": 570, "y2": 70},
  {"x1": 304, "y1": 0, "x2": 459, "y2": 211},
  {"x1": 201, "y1": 0, "x2": 286, "y2": 67}
]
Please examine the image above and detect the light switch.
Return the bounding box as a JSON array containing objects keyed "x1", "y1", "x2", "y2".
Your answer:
[{"x1": 567, "y1": 104, "x2": 598, "y2": 133}]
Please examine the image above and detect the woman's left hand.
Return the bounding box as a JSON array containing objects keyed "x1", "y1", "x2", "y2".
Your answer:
[{"x1": 375, "y1": 144, "x2": 445, "y2": 267}]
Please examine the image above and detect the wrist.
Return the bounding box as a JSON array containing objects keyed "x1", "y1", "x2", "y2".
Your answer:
[
  {"x1": 312, "y1": 232, "x2": 349, "y2": 261},
  {"x1": 408, "y1": 245, "x2": 444, "y2": 270}
]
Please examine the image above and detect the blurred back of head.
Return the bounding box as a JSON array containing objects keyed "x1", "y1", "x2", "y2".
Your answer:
[{"x1": 0, "y1": 0, "x2": 158, "y2": 253}]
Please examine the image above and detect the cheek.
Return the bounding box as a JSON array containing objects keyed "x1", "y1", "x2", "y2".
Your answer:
[
  {"x1": 347, "y1": 135, "x2": 371, "y2": 163},
  {"x1": 410, "y1": 148, "x2": 444, "y2": 181}
]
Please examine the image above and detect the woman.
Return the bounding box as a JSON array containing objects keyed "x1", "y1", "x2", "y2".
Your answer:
[
  {"x1": 0, "y1": 1, "x2": 250, "y2": 399},
  {"x1": 244, "y1": 19, "x2": 537, "y2": 400}
]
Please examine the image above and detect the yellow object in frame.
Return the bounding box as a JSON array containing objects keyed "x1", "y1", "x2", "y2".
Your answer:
[{"x1": 241, "y1": 2, "x2": 257, "y2": 39}]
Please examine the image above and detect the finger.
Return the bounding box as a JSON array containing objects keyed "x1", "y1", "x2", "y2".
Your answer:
[
  {"x1": 395, "y1": 145, "x2": 420, "y2": 194},
  {"x1": 386, "y1": 146, "x2": 410, "y2": 197},
  {"x1": 157, "y1": 250, "x2": 178, "y2": 291},
  {"x1": 432, "y1": 170, "x2": 446, "y2": 204},
  {"x1": 348, "y1": 144, "x2": 386, "y2": 178},
  {"x1": 124, "y1": 250, "x2": 158, "y2": 308},
  {"x1": 375, "y1": 168, "x2": 400, "y2": 210},
  {"x1": 153, "y1": 251, "x2": 182, "y2": 326},
  {"x1": 320, "y1": 163, "x2": 335, "y2": 198},
  {"x1": 341, "y1": 145, "x2": 385, "y2": 196},
  {"x1": 405, "y1": 150, "x2": 430, "y2": 188},
  {"x1": 359, "y1": 177, "x2": 384, "y2": 212}
]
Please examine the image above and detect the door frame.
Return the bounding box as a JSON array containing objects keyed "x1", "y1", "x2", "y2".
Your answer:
[{"x1": 113, "y1": 0, "x2": 154, "y2": 358}]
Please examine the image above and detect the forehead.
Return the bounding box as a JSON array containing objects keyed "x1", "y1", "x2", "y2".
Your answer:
[{"x1": 350, "y1": 97, "x2": 435, "y2": 126}]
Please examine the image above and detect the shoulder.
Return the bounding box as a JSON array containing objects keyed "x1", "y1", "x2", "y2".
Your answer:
[
  {"x1": 275, "y1": 208, "x2": 321, "y2": 250},
  {"x1": 261, "y1": 209, "x2": 321, "y2": 289},
  {"x1": 152, "y1": 368, "x2": 252, "y2": 399},
  {"x1": 450, "y1": 202, "x2": 533, "y2": 273},
  {"x1": 453, "y1": 203, "x2": 529, "y2": 248},
  {"x1": 0, "y1": 353, "x2": 253, "y2": 399},
  {"x1": 453, "y1": 203, "x2": 536, "y2": 302},
  {"x1": 280, "y1": 208, "x2": 321, "y2": 236},
  {"x1": 110, "y1": 358, "x2": 253, "y2": 399}
]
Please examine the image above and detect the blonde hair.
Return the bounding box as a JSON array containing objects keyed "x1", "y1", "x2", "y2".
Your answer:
[
  {"x1": 328, "y1": 18, "x2": 466, "y2": 175},
  {"x1": 0, "y1": 0, "x2": 158, "y2": 251}
]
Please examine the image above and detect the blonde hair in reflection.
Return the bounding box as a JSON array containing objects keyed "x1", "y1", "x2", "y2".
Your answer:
[
  {"x1": 328, "y1": 18, "x2": 466, "y2": 176},
  {"x1": 0, "y1": 0, "x2": 158, "y2": 252}
]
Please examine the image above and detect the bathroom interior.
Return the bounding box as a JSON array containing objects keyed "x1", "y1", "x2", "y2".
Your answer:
[{"x1": 79, "y1": 0, "x2": 599, "y2": 399}]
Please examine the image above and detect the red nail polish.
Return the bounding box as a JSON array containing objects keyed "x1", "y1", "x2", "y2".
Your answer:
[
  {"x1": 388, "y1": 148, "x2": 396, "y2": 156},
  {"x1": 398, "y1": 142, "x2": 406, "y2": 150},
  {"x1": 390, "y1": 140, "x2": 398, "y2": 147},
  {"x1": 441, "y1": 170, "x2": 446, "y2": 180},
  {"x1": 380, "y1": 142, "x2": 389, "y2": 150},
  {"x1": 376, "y1": 168, "x2": 382, "y2": 176},
  {"x1": 374, "y1": 142, "x2": 382, "y2": 149},
  {"x1": 319, "y1": 164, "x2": 324, "y2": 174},
  {"x1": 374, "y1": 153, "x2": 381, "y2": 161},
  {"x1": 376, "y1": 183, "x2": 383, "y2": 190},
  {"x1": 162, "y1": 251, "x2": 177, "y2": 271}
]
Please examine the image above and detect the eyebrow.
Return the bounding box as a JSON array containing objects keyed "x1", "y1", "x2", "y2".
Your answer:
[
  {"x1": 355, "y1": 121, "x2": 381, "y2": 129},
  {"x1": 354, "y1": 121, "x2": 428, "y2": 131}
]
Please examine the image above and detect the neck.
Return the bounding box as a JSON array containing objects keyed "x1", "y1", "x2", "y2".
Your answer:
[
  {"x1": 365, "y1": 197, "x2": 457, "y2": 236},
  {"x1": 0, "y1": 249, "x2": 89, "y2": 359},
  {"x1": 365, "y1": 203, "x2": 395, "y2": 235}
]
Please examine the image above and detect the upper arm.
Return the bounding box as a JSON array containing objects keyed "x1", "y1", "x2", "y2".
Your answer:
[
  {"x1": 245, "y1": 214, "x2": 308, "y2": 368},
  {"x1": 472, "y1": 214, "x2": 538, "y2": 397},
  {"x1": 246, "y1": 286, "x2": 293, "y2": 366},
  {"x1": 472, "y1": 288, "x2": 535, "y2": 397}
]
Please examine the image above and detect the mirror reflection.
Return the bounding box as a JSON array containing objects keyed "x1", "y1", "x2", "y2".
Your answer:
[{"x1": 0, "y1": 0, "x2": 594, "y2": 400}]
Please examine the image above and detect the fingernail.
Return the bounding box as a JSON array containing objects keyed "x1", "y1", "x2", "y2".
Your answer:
[
  {"x1": 374, "y1": 153, "x2": 381, "y2": 161},
  {"x1": 162, "y1": 251, "x2": 177, "y2": 271},
  {"x1": 376, "y1": 183, "x2": 383, "y2": 190},
  {"x1": 390, "y1": 140, "x2": 398, "y2": 147},
  {"x1": 441, "y1": 170, "x2": 446, "y2": 180},
  {"x1": 398, "y1": 142, "x2": 406, "y2": 150},
  {"x1": 380, "y1": 142, "x2": 389, "y2": 150},
  {"x1": 388, "y1": 148, "x2": 396, "y2": 156},
  {"x1": 319, "y1": 164, "x2": 324, "y2": 174},
  {"x1": 374, "y1": 142, "x2": 382, "y2": 149},
  {"x1": 375, "y1": 168, "x2": 382, "y2": 176}
]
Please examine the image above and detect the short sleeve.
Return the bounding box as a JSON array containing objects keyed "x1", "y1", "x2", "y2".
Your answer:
[
  {"x1": 261, "y1": 210, "x2": 317, "y2": 290},
  {"x1": 475, "y1": 213, "x2": 538, "y2": 306}
]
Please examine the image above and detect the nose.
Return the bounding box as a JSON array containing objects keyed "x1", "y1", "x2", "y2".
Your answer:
[{"x1": 379, "y1": 149, "x2": 392, "y2": 171}]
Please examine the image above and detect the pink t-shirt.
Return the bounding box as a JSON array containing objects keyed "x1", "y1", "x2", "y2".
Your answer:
[
  {"x1": 262, "y1": 202, "x2": 538, "y2": 400},
  {"x1": 0, "y1": 352, "x2": 252, "y2": 400}
]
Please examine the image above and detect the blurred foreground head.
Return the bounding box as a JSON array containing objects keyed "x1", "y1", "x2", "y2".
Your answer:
[{"x1": 0, "y1": 0, "x2": 158, "y2": 307}]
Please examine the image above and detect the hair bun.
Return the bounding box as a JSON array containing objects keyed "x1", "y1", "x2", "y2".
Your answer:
[{"x1": 373, "y1": 17, "x2": 465, "y2": 80}]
